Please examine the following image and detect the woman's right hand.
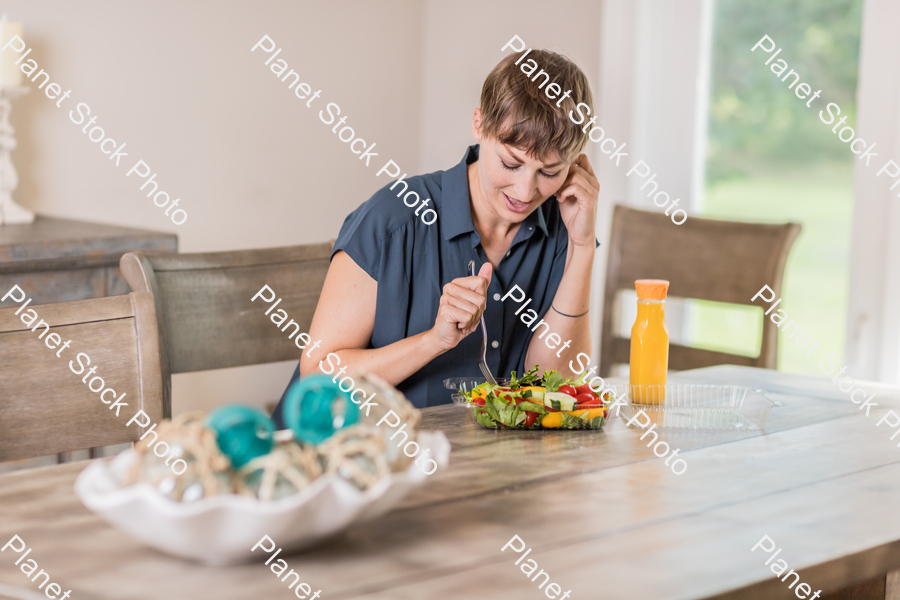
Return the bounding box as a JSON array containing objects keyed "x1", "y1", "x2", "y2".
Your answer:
[{"x1": 428, "y1": 262, "x2": 493, "y2": 352}]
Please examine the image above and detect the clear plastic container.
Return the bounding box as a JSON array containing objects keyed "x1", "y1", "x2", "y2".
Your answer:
[
  {"x1": 443, "y1": 378, "x2": 610, "y2": 431},
  {"x1": 619, "y1": 384, "x2": 774, "y2": 430}
]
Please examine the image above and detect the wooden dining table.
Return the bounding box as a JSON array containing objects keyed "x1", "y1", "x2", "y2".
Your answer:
[{"x1": 3, "y1": 365, "x2": 900, "y2": 600}]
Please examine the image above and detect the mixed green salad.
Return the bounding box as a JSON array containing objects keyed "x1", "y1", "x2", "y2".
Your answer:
[{"x1": 458, "y1": 366, "x2": 612, "y2": 430}]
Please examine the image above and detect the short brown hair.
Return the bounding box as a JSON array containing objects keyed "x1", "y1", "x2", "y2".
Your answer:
[{"x1": 479, "y1": 49, "x2": 593, "y2": 163}]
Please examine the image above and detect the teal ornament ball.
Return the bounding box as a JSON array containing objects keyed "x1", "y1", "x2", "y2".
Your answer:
[
  {"x1": 206, "y1": 405, "x2": 275, "y2": 469},
  {"x1": 283, "y1": 375, "x2": 359, "y2": 444}
]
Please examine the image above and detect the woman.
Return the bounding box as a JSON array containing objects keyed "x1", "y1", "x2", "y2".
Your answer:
[{"x1": 273, "y1": 48, "x2": 599, "y2": 421}]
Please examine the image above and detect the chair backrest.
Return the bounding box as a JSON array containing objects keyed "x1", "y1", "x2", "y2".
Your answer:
[
  {"x1": 600, "y1": 205, "x2": 801, "y2": 377},
  {"x1": 0, "y1": 292, "x2": 164, "y2": 462},
  {"x1": 120, "y1": 242, "x2": 334, "y2": 414}
]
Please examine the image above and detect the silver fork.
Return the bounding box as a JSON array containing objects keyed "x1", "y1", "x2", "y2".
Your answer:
[{"x1": 468, "y1": 260, "x2": 498, "y2": 386}]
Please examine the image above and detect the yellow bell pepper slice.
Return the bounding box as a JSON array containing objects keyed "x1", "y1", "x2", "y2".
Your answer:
[
  {"x1": 569, "y1": 407, "x2": 606, "y2": 420},
  {"x1": 471, "y1": 387, "x2": 490, "y2": 401},
  {"x1": 541, "y1": 412, "x2": 563, "y2": 428}
]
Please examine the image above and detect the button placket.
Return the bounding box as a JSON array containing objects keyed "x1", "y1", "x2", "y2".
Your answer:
[{"x1": 484, "y1": 278, "x2": 503, "y2": 374}]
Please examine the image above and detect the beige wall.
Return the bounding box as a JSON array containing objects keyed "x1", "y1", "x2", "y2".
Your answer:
[
  {"x1": 4, "y1": 0, "x2": 610, "y2": 414},
  {"x1": 7, "y1": 0, "x2": 423, "y2": 252},
  {"x1": 417, "y1": 0, "x2": 603, "y2": 173}
]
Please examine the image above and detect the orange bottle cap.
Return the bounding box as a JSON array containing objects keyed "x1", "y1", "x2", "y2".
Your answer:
[{"x1": 635, "y1": 279, "x2": 669, "y2": 300}]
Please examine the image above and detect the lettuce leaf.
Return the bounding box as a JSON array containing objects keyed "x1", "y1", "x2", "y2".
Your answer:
[
  {"x1": 516, "y1": 401, "x2": 547, "y2": 414},
  {"x1": 497, "y1": 402, "x2": 527, "y2": 427},
  {"x1": 542, "y1": 370, "x2": 565, "y2": 392},
  {"x1": 478, "y1": 396, "x2": 523, "y2": 428},
  {"x1": 560, "y1": 412, "x2": 586, "y2": 428},
  {"x1": 542, "y1": 369, "x2": 576, "y2": 393},
  {"x1": 477, "y1": 396, "x2": 500, "y2": 423},
  {"x1": 573, "y1": 368, "x2": 590, "y2": 386},
  {"x1": 474, "y1": 408, "x2": 496, "y2": 428},
  {"x1": 509, "y1": 365, "x2": 541, "y2": 389},
  {"x1": 472, "y1": 382, "x2": 492, "y2": 395}
]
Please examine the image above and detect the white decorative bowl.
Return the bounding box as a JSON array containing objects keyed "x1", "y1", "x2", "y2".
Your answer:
[{"x1": 74, "y1": 431, "x2": 451, "y2": 565}]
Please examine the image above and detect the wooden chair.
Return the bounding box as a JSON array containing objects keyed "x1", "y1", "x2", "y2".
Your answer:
[
  {"x1": 0, "y1": 292, "x2": 163, "y2": 462},
  {"x1": 120, "y1": 242, "x2": 334, "y2": 415},
  {"x1": 600, "y1": 204, "x2": 801, "y2": 376}
]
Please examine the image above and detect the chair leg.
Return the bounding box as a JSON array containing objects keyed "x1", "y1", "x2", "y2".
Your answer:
[{"x1": 886, "y1": 570, "x2": 900, "y2": 600}]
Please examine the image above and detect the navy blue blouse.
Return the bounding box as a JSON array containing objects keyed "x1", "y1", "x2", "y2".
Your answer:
[{"x1": 274, "y1": 144, "x2": 570, "y2": 421}]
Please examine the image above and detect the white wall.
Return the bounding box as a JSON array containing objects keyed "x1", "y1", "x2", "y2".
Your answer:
[
  {"x1": 593, "y1": 0, "x2": 712, "y2": 219},
  {"x1": 593, "y1": 0, "x2": 713, "y2": 359},
  {"x1": 626, "y1": 0, "x2": 712, "y2": 214},
  {"x1": 4, "y1": 0, "x2": 424, "y2": 413},
  {"x1": 846, "y1": 0, "x2": 900, "y2": 383}
]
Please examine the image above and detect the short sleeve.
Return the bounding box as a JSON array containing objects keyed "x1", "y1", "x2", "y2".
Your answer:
[{"x1": 332, "y1": 182, "x2": 419, "y2": 281}]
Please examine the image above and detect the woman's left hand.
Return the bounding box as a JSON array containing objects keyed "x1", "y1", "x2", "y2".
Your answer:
[{"x1": 555, "y1": 153, "x2": 600, "y2": 249}]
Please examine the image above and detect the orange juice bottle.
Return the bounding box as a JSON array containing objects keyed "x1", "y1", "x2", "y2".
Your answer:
[{"x1": 630, "y1": 279, "x2": 669, "y2": 404}]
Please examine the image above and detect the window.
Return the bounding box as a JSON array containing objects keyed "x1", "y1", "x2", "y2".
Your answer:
[{"x1": 688, "y1": 0, "x2": 864, "y2": 375}]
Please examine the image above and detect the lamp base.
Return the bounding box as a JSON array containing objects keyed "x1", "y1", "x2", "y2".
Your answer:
[
  {"x1": 0, "y1": 193, "x2": 35, "y2": 224},
  {"x1": 0, "y1": 87, "x2": 32, "y2": 225}
]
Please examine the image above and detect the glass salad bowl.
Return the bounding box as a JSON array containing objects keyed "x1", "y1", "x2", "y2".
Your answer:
[{"x1": 443, "y1": 377, "x2": 611, "y2": 431}]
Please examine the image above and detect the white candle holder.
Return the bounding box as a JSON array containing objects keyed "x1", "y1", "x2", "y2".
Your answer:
[{"x1": 0, "y1": 86, "x2": 33, "y2": 224}]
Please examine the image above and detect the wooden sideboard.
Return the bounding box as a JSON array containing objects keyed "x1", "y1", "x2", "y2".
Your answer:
[
  {"x1": 0, "y1": 215, "x2": 178, "y2": 307},
  {"x1": 0, "y1": 215, "x2": 177, "y2": 469}
]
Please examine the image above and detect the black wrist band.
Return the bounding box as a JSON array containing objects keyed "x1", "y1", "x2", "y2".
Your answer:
[{"x1": 551, "y1": 305, "x2": 589, "y2": 318}]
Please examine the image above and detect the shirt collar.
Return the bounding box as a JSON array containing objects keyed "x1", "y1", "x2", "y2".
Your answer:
[{"x1": 441, "y1": 144, "x2": 550, "y2": 242}]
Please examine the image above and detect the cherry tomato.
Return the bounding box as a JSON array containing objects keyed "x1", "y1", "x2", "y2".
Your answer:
[
  {"x1": 472, "y1": 397, "x2": 486, "y2": 406},
  {"x1": 575, "y1": 393, "x2": 596, "y2": 405},
  {"x1": 558, "y1": 385, "x2": 578, "y2": 397},
  {"x1": 575, "y1": 384, "x2": 598, "y2": 397},
  {"x1": 580, "y1": 399, "x2": 602, "y2": 408},
  {"x1": 524, "y1": 411, "x2": 539, "y2": 427}
]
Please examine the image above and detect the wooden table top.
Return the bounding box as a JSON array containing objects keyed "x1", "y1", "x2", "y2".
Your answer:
[
  {"x1": 0, "y1": 215, "x2": 177, "y2": 274},
  {"x1": 3, "y1": 365, "x2": 900, "y2": 600}
]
